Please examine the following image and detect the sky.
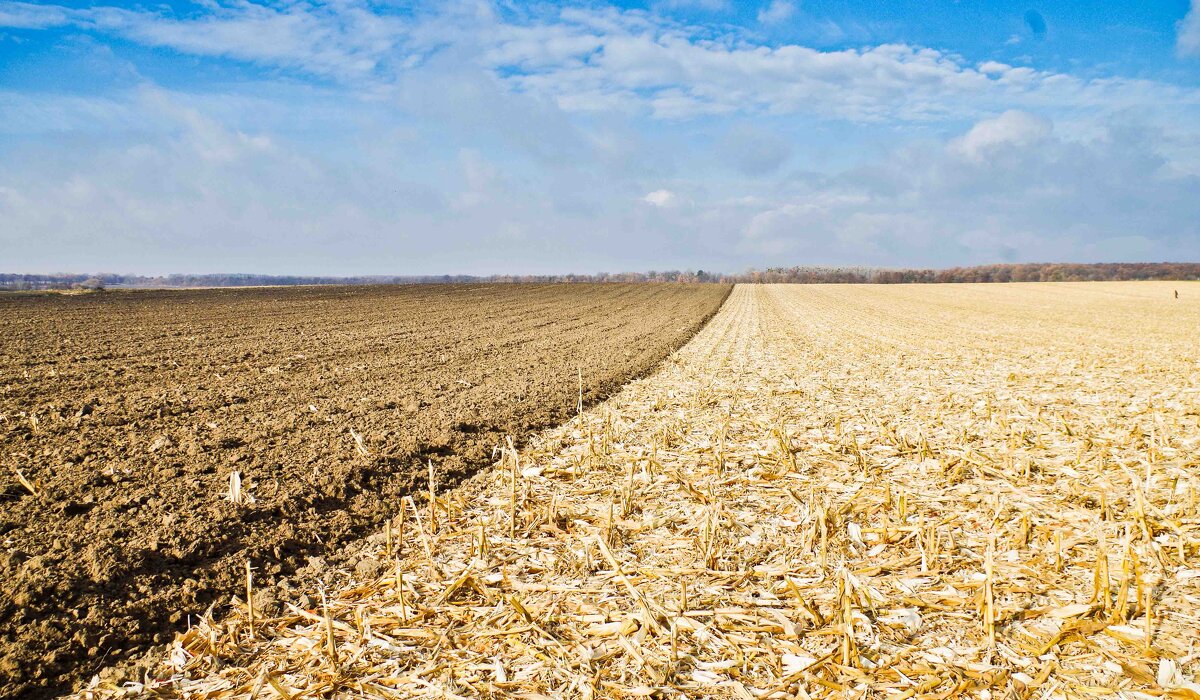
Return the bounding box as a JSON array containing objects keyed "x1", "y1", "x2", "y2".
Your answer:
[{"x1": 1, "y1": 0, "x2": 1199, "y2": 275}]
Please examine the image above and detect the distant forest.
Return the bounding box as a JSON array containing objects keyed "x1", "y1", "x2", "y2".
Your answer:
[
  {"x1": 2, "y1": 262, "x2": 1199, "y2": 291},
  {"x1": 732, "y1": 262, "x2": 1200, "y2": 284}
]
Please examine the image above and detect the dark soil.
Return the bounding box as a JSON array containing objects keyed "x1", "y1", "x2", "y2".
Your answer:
[{"x1": 0, "y1": 283, "x2": 730, "y2": 699}]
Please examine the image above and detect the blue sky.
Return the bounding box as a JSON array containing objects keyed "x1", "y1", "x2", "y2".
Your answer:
[{"x1": 1, "y1": 1, "x2": 1199, "y2": 275}]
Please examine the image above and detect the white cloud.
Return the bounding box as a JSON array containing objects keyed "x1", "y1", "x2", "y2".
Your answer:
[
  {"x1": 1179, "y1": 0, "x2": 1200, "y2": 57},
  {"x1": 9, "y1": 1, "x2": 1200, "y2": 124},
  {"x1": 484, "y1": 10, "x2": 1200, "y2": 122},
  {"x1": 949, "y1": 110, "x2": 1052, "y2": 162},
  {"x1": 757, "y1": 0, "x2": 796, "y2": 25},
  {"x1": 2, "y1": 88, "x2": 1198, "y2": 274},
  {"x1": 0, "y1": 83, "x2": 695, "y2": 275},
  {"x1": 0, "y1": 1, "x2": 69, "y2": 28},
  {"x1": 0, "y1": 0, "x2": 413, "y2": 81},
  {"x1": 642, "y1": 189, "x2": 676, "y2": 206},
  {"x1": 724, "y1": 115, "x2": 1200, "y2": 265}
]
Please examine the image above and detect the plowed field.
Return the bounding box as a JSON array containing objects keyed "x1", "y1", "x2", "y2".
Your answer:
[{"x1": 0, "y1": 283, "x2": 731, "y2": 699}]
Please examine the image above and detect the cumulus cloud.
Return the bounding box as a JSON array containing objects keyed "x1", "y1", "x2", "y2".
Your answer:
[
  {"x1": 725, "y1": 115, "x2": 1199, "y2": 265},
  {"x1": 757, "y1": 0, "x2": 796, "y2": 25},
  {"x1": 642, "y1": 189, "x2": 677, "y2": 206},
  {"x1": 949, "y1": 110, "x2": 1052, "y2": 162},
  {"x1": 1179, "y1": 0, "x2": 1200, "y2": 57}
]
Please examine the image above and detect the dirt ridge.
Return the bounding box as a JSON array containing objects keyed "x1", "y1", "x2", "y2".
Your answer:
[{"x1": 0, "y1": 283, "x2": 731, "y2": 699}]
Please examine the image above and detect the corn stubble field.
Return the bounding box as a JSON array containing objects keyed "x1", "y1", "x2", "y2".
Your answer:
[{"x1": 26, "y1": 282, "x2": 1200, "y2": 697}]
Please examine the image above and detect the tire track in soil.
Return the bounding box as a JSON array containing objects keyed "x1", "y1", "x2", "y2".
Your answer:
[{"x1": 0, "y1": 283, "x2": 731, "y2": 699}]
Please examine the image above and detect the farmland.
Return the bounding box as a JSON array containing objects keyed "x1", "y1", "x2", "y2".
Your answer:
[
  {"x1": 65, "y1": 282, "x2": 1200, "y2": 699},
  {"x1": 0, "y1": 283, "x2": 731, "y2": 699}
]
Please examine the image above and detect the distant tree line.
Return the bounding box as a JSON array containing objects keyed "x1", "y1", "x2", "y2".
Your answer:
[
  {"x1": 0, "y1": 273, "x2": 480, "y2": 291},
  {"x1": 729, "y1": 262, "x2": 1200, "y2": 284},
  {"x1": 0, "y1": 270, "x2": 726, "y2": 290},
  {"x1": 2, "y1": 262, "x2": 1198, "y2": 291}
]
